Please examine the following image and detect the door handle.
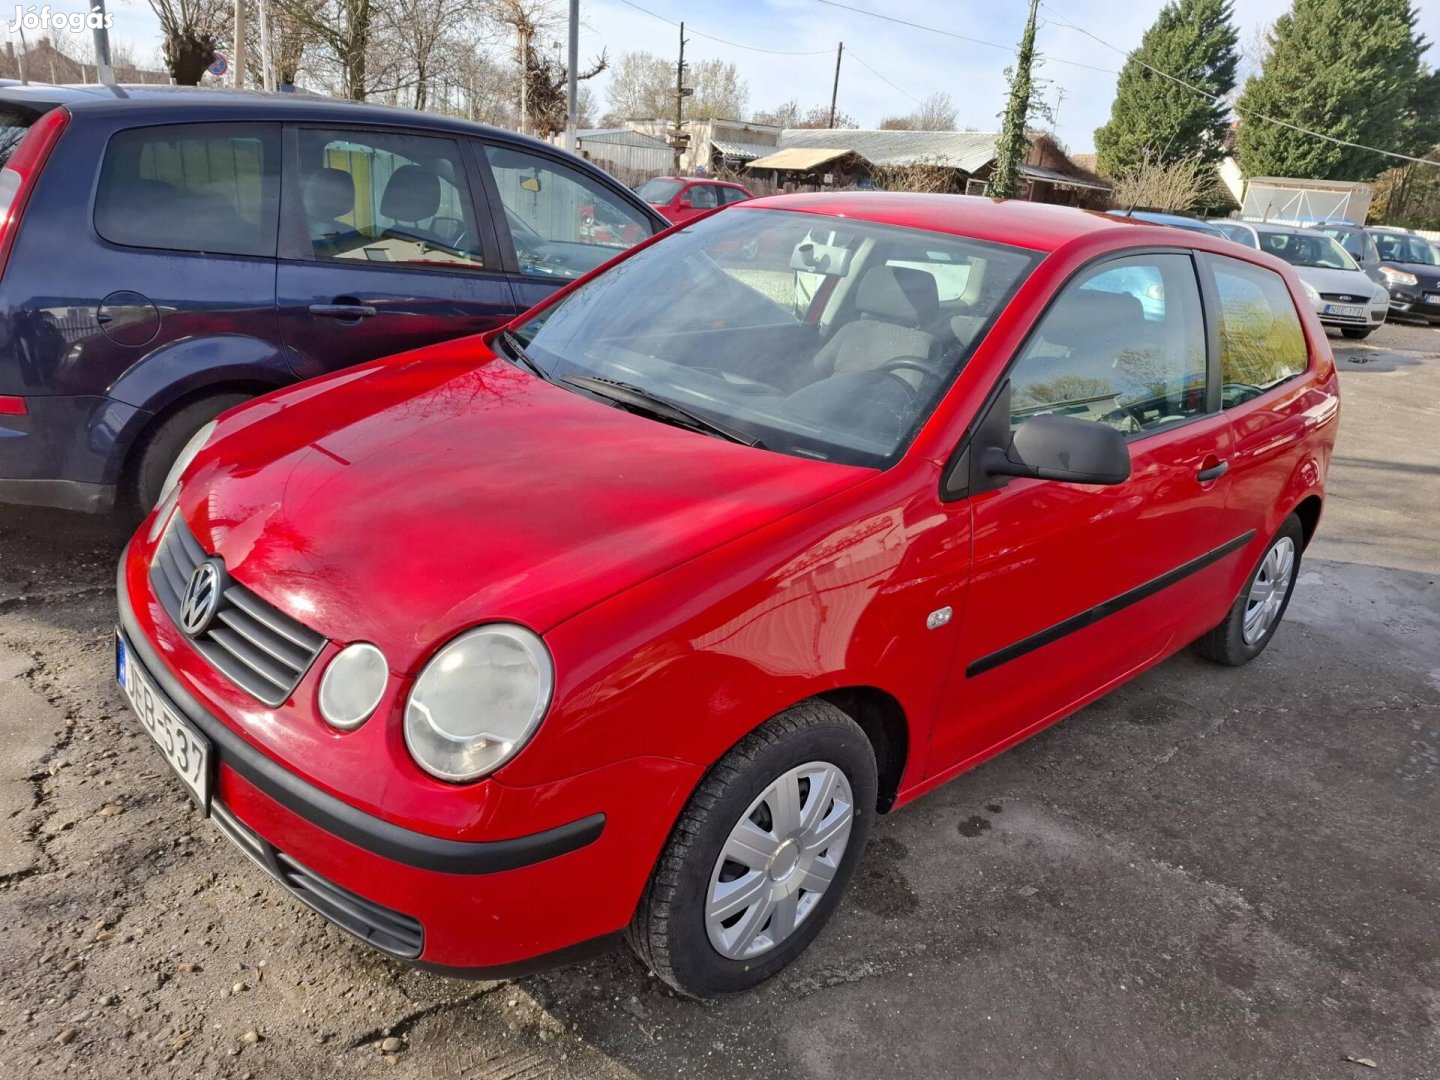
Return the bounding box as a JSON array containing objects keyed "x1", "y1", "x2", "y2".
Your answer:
[
  {"x1": 308, "y1": 303, "x2": 378, "y2": 319},
  {"x1": 1196, "y1": 460, "x2": 1230, "y2": 483}
]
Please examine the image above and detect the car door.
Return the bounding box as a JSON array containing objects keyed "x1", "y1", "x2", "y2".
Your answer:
[
  {"x1": 1200, "y1": 252, "x2": 1320, "y2": 549},
  {"x1": 930, "y1": 251, "x2": 1248, "y2": 773},
  {"x1": 276, "y1": 124, "x2": 516, "y2": 381},
  {"x1": 478, "y1": 142, "x2": 661, "y2": 313}
]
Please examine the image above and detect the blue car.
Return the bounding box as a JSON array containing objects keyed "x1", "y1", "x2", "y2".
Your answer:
[
  {"x1": 0, "y1": 84, "x2": 665, "y2": 515},
  {"x1": 1104, "y1": 209, "x2": 1228, "y2": 238}
]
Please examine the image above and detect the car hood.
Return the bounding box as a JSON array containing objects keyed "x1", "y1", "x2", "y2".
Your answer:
[
  {"x1": 1293, "y1": 266, "x2": 1384, "y2": 299},
  {"x1": 179, "y1": 340, "x2": 873, "y2": 671}
]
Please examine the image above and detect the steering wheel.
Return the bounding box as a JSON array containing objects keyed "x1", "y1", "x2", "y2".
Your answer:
[{"x1": 878, "y1": 356, "x2": 942, "y2": 394}]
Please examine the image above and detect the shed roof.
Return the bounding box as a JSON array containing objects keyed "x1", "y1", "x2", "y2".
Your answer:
[
  {"x1": 746, "y1": 147, "x2": 854, "y2": 171},
  {"x1": 778, "y1": 128, "x2": 1001, "y2": 171}
]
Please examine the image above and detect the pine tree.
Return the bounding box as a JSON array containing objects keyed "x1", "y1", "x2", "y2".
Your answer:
[
  {"x1": 990, "y1": 0, "x2": 1040, "y2": 200},
  {"x1": 1093, "y1": 0, "x2": 1239, "y2": 176},
  {"x1": 1235, "y1": 0, "x2": 1437, "y2": 181}
]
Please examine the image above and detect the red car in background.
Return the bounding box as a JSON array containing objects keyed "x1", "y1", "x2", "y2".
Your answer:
[
  {"x1": 638, "y1": 175, "x2": 755, "y2": 223},
  {"x1": 116, "y1": 196, "x2": 1338, "y2": 998}
]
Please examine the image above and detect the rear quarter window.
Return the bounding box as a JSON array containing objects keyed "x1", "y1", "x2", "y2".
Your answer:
[
  {"x1": 1208, "y1": 255, "x2": 1309, "y2": 407},
  {"x1": 0, "y1": 103, "x2": 51, "y2": 166},
  {"x1": 93, "y1": 123, "x2": 280, "y2": 258}
]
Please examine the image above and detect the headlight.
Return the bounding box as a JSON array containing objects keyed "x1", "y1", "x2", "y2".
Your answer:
[
  {"x1": 155, "y1": 420, "x2": 217, "y2": 508},
  {"x1": 318, "y1": 643, "x2": 389, "y2": 730},
  {"x1": 1301, "y1": 280, "x2": 1320, "y2": 302},
  {"x1": 1379, "y1": 265, "x2": 1418, "y2": 287},
  {"x1": 404, "y1": 624, "x2": 554, "y2": 783}
]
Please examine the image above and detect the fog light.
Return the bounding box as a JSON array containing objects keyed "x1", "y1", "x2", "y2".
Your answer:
[{"x1": 318, "y1": 643, "x2": 389, "y2": 730}]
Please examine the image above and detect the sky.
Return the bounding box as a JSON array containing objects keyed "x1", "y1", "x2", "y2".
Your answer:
[{"x1": 11, "y1": 0, "x2": 1440, "y2": 153}]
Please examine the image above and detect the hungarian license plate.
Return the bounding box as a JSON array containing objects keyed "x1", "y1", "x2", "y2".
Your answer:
[
  {"x1": 1425, "y1": 293, "x2": 1440, "y2": 305},
  {"x1": 116, "y1": 632, "x2": 211, "y2": 809},
  {"x1": 1323, "y1": 303, "x2": 1364, "y2": 319}
]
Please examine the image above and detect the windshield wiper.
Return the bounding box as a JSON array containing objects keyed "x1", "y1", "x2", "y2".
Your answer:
[
  {"x1": 498, "y1": 330, "x2": 553, "y2": 382},
  {"x1": 560, "y1": 375, "x2": 762, "y2": 448}
]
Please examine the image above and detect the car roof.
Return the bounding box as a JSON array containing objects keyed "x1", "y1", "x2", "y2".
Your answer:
[
  {"x1": 0, "y1": 82, "x2": 549, "y2": 147},
  {"x1": 741, "y1": 192, "x2": 1226, "y2": 253}
]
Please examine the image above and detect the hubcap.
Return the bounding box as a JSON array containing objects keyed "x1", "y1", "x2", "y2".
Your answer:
[
  {"x1": 1242, "y1": 535, "x2": 1296, "y2": 645},
  {"x1": 705, "y1": 761, "x2": 854, "y2": 961}
]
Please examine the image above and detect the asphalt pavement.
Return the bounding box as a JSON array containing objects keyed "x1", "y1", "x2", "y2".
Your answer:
[{"x1": 0, "y1": 321, "x2": 1436, "y2": 1080}]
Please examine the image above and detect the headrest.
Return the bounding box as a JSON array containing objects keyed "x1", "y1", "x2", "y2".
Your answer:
[
  {"x1": 303, "y1": 167, "x2": 355, "y2": 223},
  {"x1": 380, "y1": 165, "x2": 441, "y2": 223},
  {"x1": 1040, "y1": 290, "x2": 1143, "y2": 347},
  {"x1": 856, "y1": 265, "x2": 940, "y2": 324}
]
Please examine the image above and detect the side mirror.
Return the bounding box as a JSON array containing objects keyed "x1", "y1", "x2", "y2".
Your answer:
[
  {"x1": 676, "y1": 198, "x2": 693, "y2": 210},
  {"x1": 984, "y1": 414, "x2": 1131, "y2": 486}
]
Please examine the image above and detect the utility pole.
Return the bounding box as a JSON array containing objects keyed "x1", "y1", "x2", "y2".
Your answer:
[
  {"x1": 233, "y1": 0, "x2": 247, "y2": 89},
  {"x1": 671, "y1": 21, "x2": 689, "y2": 173},
  {"x1": 258, "y1": 0, "x2": 274, "y2": 91},
  {"x1": 1053, "y1": 86, "x2": 1066, "y2": 131},
  {"x1": 518, "y1": 23, "x2": 530, "y2": 135},
  {"x1": 990, "y1": 0, "x2": 1039, "y2": 200},
  {"x1": 91, "y1": 0, "x2": 114, "y2": 85},
  {"x1": 566, "y1": 0, "x2": 579, "y2": 153},
  {"x1": 828, "y1": 42, "x2": 843, "y2": 129}
]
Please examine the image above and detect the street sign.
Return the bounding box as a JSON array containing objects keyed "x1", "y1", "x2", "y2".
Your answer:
[{"x1": 208, "y1": 54, "x2": 228, "y2": 77}]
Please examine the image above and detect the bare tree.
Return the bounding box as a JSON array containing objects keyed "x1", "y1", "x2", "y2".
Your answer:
[
  {"x1": 274, "y1": 0, "x2": 375, "y2": 98},
  {"x1": 603, "y1": 49, "x2": 746, "y2": 122},
  {"x1": 244, "y1": 0, "x2": 316, "y2": 88},
  {"x1": 1109, "y1": 152, "x2": 1218, "y2": 212},
  {"x1": 912, "y1": 92, "x2": 958, "y2": 131},
  {"x1": 870, "y1": 158, "x2": 960, "y2": 193},
  {"x1": 753, "y1": 99, "x2": 856, "y2": 129},
  {"x1": 147, "y1": 0, "x2": 230, "y2": 84}
]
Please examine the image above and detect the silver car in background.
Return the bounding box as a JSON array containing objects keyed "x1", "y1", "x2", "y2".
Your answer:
[{"x1": 1213, "y1": 221, "x2": 1389, "y2": 339}]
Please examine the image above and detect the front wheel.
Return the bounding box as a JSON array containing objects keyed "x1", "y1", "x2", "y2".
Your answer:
[
  {"x1": 1341, "y1": 327, "x2": 1372, "y2": 339},
  {"x1": 128, "y1": 393, "x2": 252, "y2": 519},
  {"x1": 1194, "y1": 514, "x2": 1304, "y2": 666},
  {"x1": 628, "y1": 701, "x2": 876, "y2": 997}
]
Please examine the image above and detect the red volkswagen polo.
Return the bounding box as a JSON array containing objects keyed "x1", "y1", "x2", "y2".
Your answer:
[{"x1": 116, "y1": 195, "x2": 1339, "y2": 997}]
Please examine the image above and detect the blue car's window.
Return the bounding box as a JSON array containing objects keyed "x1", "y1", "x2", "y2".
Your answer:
[{"x1": 94, "y1": 123, "x2": 280, "y2": 258}]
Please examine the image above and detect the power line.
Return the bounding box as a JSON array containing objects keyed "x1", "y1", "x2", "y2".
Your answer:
[
  {"x1": 1039, "y1": 1, "x2": 1440, "y2": 169},
  {"x1": 845, "y1": 48, "x2": 922, "y2": 106},
  {"x1": 614, "y1": 0, "x2": 832, "y2": 56}
]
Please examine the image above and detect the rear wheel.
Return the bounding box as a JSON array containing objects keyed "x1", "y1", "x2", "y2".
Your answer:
[
  {"x1": 628, "y1": 701, "x2": 876, "y2": 998},
  {"x1": 1341, "y1": 327, "x2": 1372, "y2": 339},
  {"x1": 1194, "y1": 514, "x2": 1304, "y2": 666},
  {"x1": 128, "y1": 393, "x2": 251, "y2": 519}
]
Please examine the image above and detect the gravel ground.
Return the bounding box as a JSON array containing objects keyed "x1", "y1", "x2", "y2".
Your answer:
[{"x1": 1, "y1": 321, "x2": 1437, "y2": 1080}]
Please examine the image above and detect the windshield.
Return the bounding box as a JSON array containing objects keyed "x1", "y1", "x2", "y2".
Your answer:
[
  {"x1": 638, "y1": 178, "x2": 684, "y2": 205},
  {"x1": 1320, "y1": 226, "x2": 1364, "y2": 258},
  {"x1": 509, "y1": 207, "x2": 1040, "y2": 469},
  {"x1": 1372, "y1": 231, "x2": 1440, "y2": 266},
  {"x1": 1214, "y1": 222, "x2": 1258, "y2": 248},
  {"x1": 1260, "y1": 231, "x2": 1358, "y2": 271}
]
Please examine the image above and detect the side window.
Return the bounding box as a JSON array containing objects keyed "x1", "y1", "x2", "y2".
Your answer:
[
  {"x1": 719, "y1": 186, "x2": 747, "y2": 205},
  {"x1": 483, "y1": 143, "x2": 652, "y2": 280},
  {"x1": 688, "y1": 184, "x2": 719, "y2": 209},
  {"x1": 293, "y1": 128, "x2": 486, "y2": 270},
  {"x1": 1009, "y1": 253, "x2": 1208, "y2": 436},
  {"x1": 94, "y1": 123, "x2": 279, "y2": 257},
  {"x1": 1364, "y1": 235, "x2": 1379, "y2": 264},
  {"x1": 1208, "y1": 255, "x2": 1308, "y2": 407}
]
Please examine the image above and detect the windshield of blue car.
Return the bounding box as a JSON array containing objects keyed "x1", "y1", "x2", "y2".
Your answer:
[
  {"x1": 1373, "y1": 232, "x2": 1440, "y2": 266},
  {"x1": 1261, "y1": 232, "x2": 1358, "y2": 271},
  {"x1": 508, "y1": 207, "x2": 1040, "y2": 469},
  {"x1": 638, "y1": 178, "x2": 684, "y2": 205}
]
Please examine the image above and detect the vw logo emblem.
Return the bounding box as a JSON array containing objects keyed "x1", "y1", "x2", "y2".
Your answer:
[{"x1": 180, "y1": 562, "x2": 223, "y2": 637}]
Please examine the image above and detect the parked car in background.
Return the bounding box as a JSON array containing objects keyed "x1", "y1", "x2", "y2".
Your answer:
[
  {"x1": 1367, "y1": 228, "x2": 1440, "y2": 324},
  {"x1": 638, "y1": 176, "x2": 756, "y2": 224},
  {"x1": 1105, "y1": 209, "x2": 1228, "y2": 238},
  {"x1": 0, "y1": 83, "x2": 665, "y2": 516},
  {"x1": 1214, "y1": 222, "x2": 1387, "y2": 338},
  {"x1": 118, "y1": 196, "x2": 1338, "y2": 998},
  {"x1": 1315, "y1": 222, "x2": 1387, "y2": 291}
]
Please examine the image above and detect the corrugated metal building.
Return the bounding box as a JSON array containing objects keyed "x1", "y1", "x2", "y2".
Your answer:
[{"x1": 564, "y1": 128, "x2": 673, "y2": 183}]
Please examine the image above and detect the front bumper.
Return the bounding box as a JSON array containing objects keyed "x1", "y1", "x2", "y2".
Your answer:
[
  {"x1": 117, "y1": 546, "x2": 696, "y2": 972},
  {"x1": 1385, "y1": 288, "x2": 1440, "y2": 322},
  {"x1": 1310, "y1": 298, "x2": 1386, "y2": 331}
]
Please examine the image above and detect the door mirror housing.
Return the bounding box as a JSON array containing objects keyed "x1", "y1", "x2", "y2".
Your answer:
[
  {"x1": 985, "y1": 414, "x2": 1131, "y2": 486},
  {"x1": 676, "y1": 198, "x2": 693, "y2": 210}
]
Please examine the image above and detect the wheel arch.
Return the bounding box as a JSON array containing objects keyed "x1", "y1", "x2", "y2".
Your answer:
[
  {"x1": 816, "y1": 686, "x2": 911, "y2": 813},
  {"x1": 1291, "y1": 493, "x2": 1323, "y2": 550}
]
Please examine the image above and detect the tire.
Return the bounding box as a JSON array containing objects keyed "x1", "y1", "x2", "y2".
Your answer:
[
  {"x1": 1194, "y1": 514, "x2": 1304, "y2": 666},
  {"x1": 1341, "y1": 327, "x2": 1371, "y2": 339},
  {"x1": 128, "y1": 393, "x2": 251, "y2": 519},
  {"x1": 628, "y1": 700, "x2": 877, "y2": 998}
]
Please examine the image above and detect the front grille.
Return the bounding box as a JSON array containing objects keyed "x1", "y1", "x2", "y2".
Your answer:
[
  {"x1": 212, "y1": 800, "x2": 424, "y2": 959},
  {"x1": 1320, "y1": 292, "x2": 1370, "y2": 303},
  {"x1": 151, "y1": 516, "x2": 326, "y2": 707}
]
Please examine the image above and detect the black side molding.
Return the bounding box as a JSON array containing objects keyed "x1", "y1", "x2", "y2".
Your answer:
[
  {"x1": 966, "y1": 531, "x2": 1257, "y2": 678},
  {"x1": 116, "y1": 546, "x2": 604, "y2": 876}
]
